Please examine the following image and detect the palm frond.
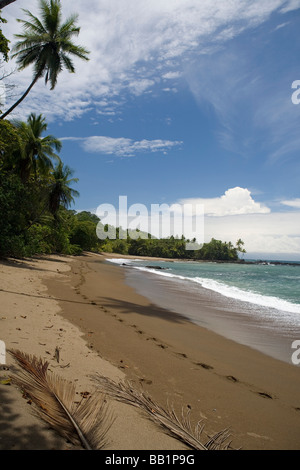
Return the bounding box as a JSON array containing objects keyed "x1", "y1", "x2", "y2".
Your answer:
[
  {"x1": 9, "y1": 350, "x2": 113, "y2": 450},
  {"x1": 92, "y1": 374, "x2": 234, "y2": 451}
]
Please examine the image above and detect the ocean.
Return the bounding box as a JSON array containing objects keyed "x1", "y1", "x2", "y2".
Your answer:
[{"x1": 107, "y1": 257, "x2": 300, "y2": 365}]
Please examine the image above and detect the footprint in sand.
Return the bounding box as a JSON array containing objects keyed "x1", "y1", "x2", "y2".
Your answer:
[
  {"x1": 257, "y1": 391, "x2": 273, "y2": 399},
  {"x1": 195, "y1": 362, "x2": 214, "y2": 370},
  {"x1": 139, "y1": 378, "x2": 153, "y2": 385},
  {"x1": 175, "y1": 352, "x2": 188, "y2": 359},
  {"x1": 226, "y1": 375, "x2": 239, "y2": 383}
]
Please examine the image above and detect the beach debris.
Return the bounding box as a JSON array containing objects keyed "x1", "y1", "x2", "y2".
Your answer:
[
  {"x1": 54, "y1": 346, "x2": 60, "y2": 363},
  {"x1": 145, "y1": 266, "x2": 166, "y2": 270},
  {"x1": 0, "y1": 378, "x2": 11, "y2": 385},
  {"x1": 8, "y1": 349, "x2": 113, "y2": 450},
  {"x1": 92, "y1": 374, "x2": 233, "y2": 451}
]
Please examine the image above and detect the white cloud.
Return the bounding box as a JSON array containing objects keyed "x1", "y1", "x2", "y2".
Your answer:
[
  {"x1": 61, "y1": 135, "x2": 182, "y2": 157},
  {"x1": 2, "y1": 0, "x2": 299, "y2": 121},
  {"x1": 280, "y1": 0, "x2": 300, "y2": 13},
  {"x1": 174, "y1": 188, "x2": 300, "y2": 254},
  {"x1": 163, "y1": 71, "x2": 182, "y2": 80},
  {"x1": 178, "y1": 187, "x2": 270, "y2": 217},
  {"x1": 203, "y1": 211, "x2": 300, "y2": 254},
  {"x1": 281, "y1": 198, "x2": 300, "y2": 208}
]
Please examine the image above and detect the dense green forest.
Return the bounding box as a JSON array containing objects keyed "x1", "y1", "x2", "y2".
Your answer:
[
  {"x1": 98, "y1": 227, "x2": 246, "y2": 261},
  {"x1": 0, "y1": 1, "x2": 246, "y2": 262}
]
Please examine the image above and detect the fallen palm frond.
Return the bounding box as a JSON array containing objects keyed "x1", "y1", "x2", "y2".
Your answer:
[
  {"x1": 8, "y1": 349, "x2": 112, "y2": 450},
  {"x1": 92, "y1": 374, "x2": 233, "y2": 451}
]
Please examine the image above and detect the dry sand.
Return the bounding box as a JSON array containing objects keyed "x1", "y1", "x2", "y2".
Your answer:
[
  {"x1": 0, "y1": 254, "x2": 186, "y2": 450},
  {"x1": 1, "y1": 252, "x2": 300, "y2": 450}
]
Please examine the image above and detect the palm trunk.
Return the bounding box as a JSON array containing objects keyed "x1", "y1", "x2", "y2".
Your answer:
[
  {"x1": 0, "y1": 0, "x2": 17, "y2": 8},
  {"x1": 0, "y1": 75, "x2": 39, "y2": 120}
]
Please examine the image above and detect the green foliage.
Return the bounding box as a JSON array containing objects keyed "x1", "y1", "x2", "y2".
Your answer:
[
  {"x1": 13, "y1": 113, "x2": 62, "y2": 182},
  {"x1": 11, "y1": 0, "x2": 90, "y2": 88},
  {"x1": 195, "y1": 238, "x2": 239, "y2": 261},
  {"x1": 0, "y1": 13, "x2": 9, "y2": 62},
  {"x1": 0, "y1": 115, "x2": 89, "y2": 258},
  {"x1": 97, "y1": 228, "x2": 245, "y2": 261},
  {"x1": 1, "y1": 0, "x2": 90, "y2": 119},
  {"x1": 0, "y1": 120, "x2": 21, "y2": 157},
  {"x1": 70, "y1": 219, "x2": 99, "y2": 252},
  {"x1": 75, "y1": 211, "x2": 100, "y2": 224},
  {"x1": 48, "y1": 161, "x2": 79, "y2": 216}
]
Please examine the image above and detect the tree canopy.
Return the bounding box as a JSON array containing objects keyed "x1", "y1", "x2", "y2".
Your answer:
[
  {"x1": 0, "y1": 0, "x2": 90, "y2": 119},
  {"x1": 0, "y1": 13, "x2": 9, "y2": 61}
]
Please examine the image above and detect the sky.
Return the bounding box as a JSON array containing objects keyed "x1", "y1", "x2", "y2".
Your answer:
[{"x1": 1, "y1": 0, "x2": 300, "y2": 259}]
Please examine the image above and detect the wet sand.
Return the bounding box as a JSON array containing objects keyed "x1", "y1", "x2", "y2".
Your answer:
[
  {"x1": 45, "y1": 252, "x2": 300, "y2": 450},
  {"x1": 122, "y1": 263, "x2": 299, "y2": 364}
]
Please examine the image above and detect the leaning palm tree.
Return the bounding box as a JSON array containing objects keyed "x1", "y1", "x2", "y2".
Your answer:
[
  {"x1": 0, "y1": 0, "x2": 89, "y2": 119},
  {"x1": 48, "y1": 161, "x2": 79, "y2": 217},
  {"x1": 14, "y1": 112, "x2": 61, "y2": 182}
]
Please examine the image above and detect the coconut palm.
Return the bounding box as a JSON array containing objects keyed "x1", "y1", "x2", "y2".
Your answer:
[
  {"x1": 0, "y1": 0, "x2": 89, "y2": 119},
  {"x1": 14, "y1": 112, "x2": 61, "y2": 182},
  {"x1": 48, "y1": 161, "x2": 79, "y2": 216}
]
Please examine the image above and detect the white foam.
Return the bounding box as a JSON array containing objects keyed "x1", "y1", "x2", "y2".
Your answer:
[
  {"x1": 134, "y1": 265, "x2": 300, "y2": 317},
  {"x1": 195, "y1": 277, "x2": 300, "y2": 315},
  {"x1": 106, "y1": 258, "x2": 134, "y2": 265}
]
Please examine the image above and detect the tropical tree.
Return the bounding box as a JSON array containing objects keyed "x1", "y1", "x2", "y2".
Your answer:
[
  {"x1": 13, "y1": 112, "x2": 61, "y2": 182},
  {"x1": 48, "y1": 161, "x2": 79, "y2": 217},
  {"x1": 236, "y1": 238, "x2": 246, "y2": 258},
  {"x1": 0, "y1": 0, "x2": 89, "y2": 119},
  {"x1": 0, "y1": 13, "x2": 9, "y2": 61}
]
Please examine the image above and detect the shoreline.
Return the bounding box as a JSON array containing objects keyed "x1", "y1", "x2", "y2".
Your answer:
[
  {"x1": 1, "y1": 252, "x2": 300, "y2": 449},
  {"x1": 116, "y1": 258, "x2": 299, "y2": 365},
  {"x1": 46, "y1": 252, "x2": 300, "y2": 449}
]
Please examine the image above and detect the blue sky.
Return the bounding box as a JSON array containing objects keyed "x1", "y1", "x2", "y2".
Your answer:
[{"x1": 2, "y1": 0, "x2": 300, "y2": 258}]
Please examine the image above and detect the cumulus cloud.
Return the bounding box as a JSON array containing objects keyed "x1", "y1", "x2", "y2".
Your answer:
[
  {"x1": 175, "y1": 187, "x2": 299, "y2": 254},
  {"x1": 61, "y1": 135, "x2": 182, "y2": 157},
  {"x1": 178, "y1": 187, "x2": 270, "y2": 217}
]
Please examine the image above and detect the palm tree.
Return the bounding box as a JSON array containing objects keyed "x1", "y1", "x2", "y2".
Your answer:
[
  {"x1": 48, "y1": 161, "x2": 79, "y2": 216},
  {"x1": 14, "y1": 112, "x2": 61, "y2": 182},
  {"x1": 0, "y1": 0, "x2": 89, "y2": 119}
]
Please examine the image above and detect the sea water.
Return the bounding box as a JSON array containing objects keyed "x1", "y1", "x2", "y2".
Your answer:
[{"x1": 107, "y1": 257, "x2": 300, "y2": 363}]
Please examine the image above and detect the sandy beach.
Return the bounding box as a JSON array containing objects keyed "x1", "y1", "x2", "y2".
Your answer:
[{"x1": 1, "y1": 252, "x2": 300, "y2": 450}]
